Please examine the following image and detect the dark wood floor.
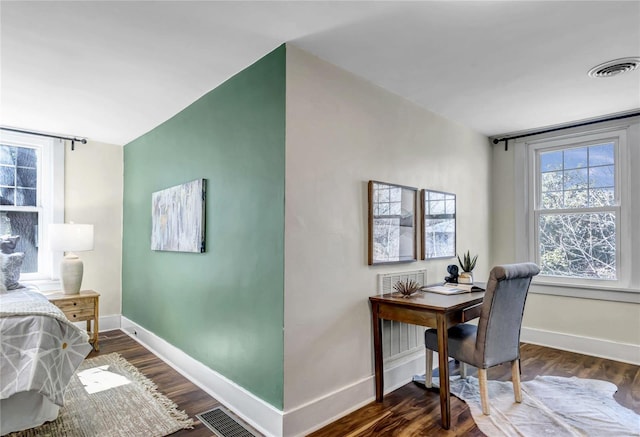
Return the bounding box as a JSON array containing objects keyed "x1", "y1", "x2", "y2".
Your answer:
[
  {"x1": 310, "y1": 343, "x2": 640, "y2": 437},
  {"x1": 88, "y1": 330, "x2": 222, "y2": 436},
  {"x1": 93, "y1": 330, "x2": 640, "y2": 437}
]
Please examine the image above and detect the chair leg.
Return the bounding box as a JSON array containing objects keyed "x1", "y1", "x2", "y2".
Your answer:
[
  {"x1": 460, "y1": 362, "x2": 468, "y2": 379},
  {"x1": 478, "y1": 368, "x2": 490, "y2": 415},
  {"x1": 425, "y1": 349, "x2": 433, "y2": 388},
  {"x1": 511, "y1": 359, "x2": 522, "y2": 403}
]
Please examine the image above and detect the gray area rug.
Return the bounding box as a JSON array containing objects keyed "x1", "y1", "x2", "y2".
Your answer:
[
  {"x1": 417, "y1": 374, "x2": 640, "y2": 436},
  {"x1": 11, "y1": 353, "x2": 194, "y2": 437}
]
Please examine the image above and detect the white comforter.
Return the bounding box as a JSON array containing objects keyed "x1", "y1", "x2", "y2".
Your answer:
[{"x1": 0, "y1": 288, "x2": 92, "y2": 406}]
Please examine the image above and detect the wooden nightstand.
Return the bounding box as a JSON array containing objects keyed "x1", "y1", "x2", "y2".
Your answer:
[{"x1": 47, "y1": 290, "x2": 100, "y2": 351}]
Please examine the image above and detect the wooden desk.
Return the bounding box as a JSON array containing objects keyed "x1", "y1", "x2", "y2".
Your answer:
[{"x1": 369, "y1": 290, "x2": 484, "y2": 429}]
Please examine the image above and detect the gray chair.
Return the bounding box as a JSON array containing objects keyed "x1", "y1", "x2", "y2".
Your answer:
[{"x1": 424, "y1": 262, "x2": 540, "y2": 415}]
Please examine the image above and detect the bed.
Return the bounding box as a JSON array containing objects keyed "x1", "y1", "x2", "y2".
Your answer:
[{"x1": 0, "y1": 286, "x2": 92, "y2": 435}]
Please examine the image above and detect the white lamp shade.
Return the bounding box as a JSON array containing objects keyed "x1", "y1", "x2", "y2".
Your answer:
[{"x1": 49, "y1": 224, "x2": 94, "y2": 252}]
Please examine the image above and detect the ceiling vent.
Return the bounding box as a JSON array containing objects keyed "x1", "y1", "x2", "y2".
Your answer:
[{"x1": 588, "y1": 57, "x2": 640, "y2": 78}]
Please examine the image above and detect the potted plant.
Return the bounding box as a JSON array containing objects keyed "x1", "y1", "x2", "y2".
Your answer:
[{"x1": 457, "y1": 250, "x2": 478, "y2": 284}]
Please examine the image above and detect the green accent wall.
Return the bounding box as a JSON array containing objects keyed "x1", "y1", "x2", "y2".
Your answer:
[{"x1": 122, "y1": 46, "x2": 285, "y2": 409}]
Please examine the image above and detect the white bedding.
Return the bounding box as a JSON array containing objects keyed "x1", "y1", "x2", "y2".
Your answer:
[{"x1": 0, "y1": 288, "x2": 92, "y2": 416}]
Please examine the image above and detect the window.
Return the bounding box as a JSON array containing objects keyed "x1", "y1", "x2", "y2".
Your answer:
[
  {"x1": 516, "y1": 122, "x2": 638, "y2": 296},
  {"x1": 536, "y1": 141, "x2": 618, "y2": 279},
  {"x1": 0, "y1": 132, "x2": 63, "y2": 281}
]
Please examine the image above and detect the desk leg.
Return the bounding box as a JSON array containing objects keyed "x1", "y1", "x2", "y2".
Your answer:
[
  {"x1": 372, "y1": 303, "x2": 384, "y2": 402},
  {"x1": 436, "y1": 313, "x2": 451, "y2": 429}
]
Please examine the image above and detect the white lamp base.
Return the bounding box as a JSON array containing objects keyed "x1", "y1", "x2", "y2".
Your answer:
[{"x1": 60, "y1": 253, "x2": 83, "y2": 295}]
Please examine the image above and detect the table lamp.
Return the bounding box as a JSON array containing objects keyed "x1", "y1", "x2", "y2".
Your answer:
[{"x1": 49, "y1": 223, "x2": 94, "y2": 294}]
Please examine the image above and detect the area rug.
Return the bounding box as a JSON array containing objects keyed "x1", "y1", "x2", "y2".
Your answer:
[
  {"x1": 10, "y1": 353, "x2": 194, "y2": 437},
  {"x1": 429, "y1": 375, "x2": 640, "y2": 436}
]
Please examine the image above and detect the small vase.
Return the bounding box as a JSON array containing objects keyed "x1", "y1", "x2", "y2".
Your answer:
[{"x1": 458, "y1": 272, "x2": 473, "y2": 284}]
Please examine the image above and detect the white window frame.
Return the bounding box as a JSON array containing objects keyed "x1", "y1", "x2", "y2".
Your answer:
[
  {"x1": 514, "y1": 118, "x2": 639, "y2": 303},
  {"x1": 0, "y1": 131, "x2": 64, "y2": 285}
]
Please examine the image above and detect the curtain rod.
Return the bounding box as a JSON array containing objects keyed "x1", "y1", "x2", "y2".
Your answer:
[
  {"x1": 492, "y1": 111, "x2": 640, "y2": 151},
  {"x1": 0, "y1": 126, "x2": 87, "y2": 151}
]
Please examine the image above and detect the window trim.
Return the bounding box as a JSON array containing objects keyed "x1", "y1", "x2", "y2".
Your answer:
[
  {"x1": 0, "y1": 131, "x2": 64, "y2": 282},
  {"x1": 514, "y1": 119, "x2": 638, "y2": 303}
]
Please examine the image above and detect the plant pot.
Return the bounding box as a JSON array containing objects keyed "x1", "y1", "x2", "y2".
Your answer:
[{"x1": 458, "y1": 272, "x2": 473, "y2": 284}]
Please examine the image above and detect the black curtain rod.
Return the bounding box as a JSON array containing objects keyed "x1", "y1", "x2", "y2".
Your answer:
[
  {"x1": 492, "y1": 111, "x2": 640, "y2": 151},
  {"x1": 0, "y1": 126, "x2": 87, "y2": 151}
]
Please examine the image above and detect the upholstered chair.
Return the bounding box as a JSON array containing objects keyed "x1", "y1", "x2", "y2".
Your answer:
[{"x1": 424, "y1": 262, "x2": 540, "y2": 415}]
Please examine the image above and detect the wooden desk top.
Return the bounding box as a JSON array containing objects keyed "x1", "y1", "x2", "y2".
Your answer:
[{"x1": 369, "y1": 290, "x2": 484, "y2": 312}]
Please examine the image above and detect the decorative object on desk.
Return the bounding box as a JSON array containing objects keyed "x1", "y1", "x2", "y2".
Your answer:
[
  {"x1": 457, "y1": 250, "x2": 477, "y2": 284},
  {"x1": 151, "y1": 178, "x2": 206, "y2": 253},
  {"x1": 444, "y1": 264, "x2": 459, "y2": 283},
  {"x1": 368, "y1": 180, "x2": 417, "y2": 265},
  {"x1": 421, "y1": 190, "x2": 456, "y2": 260},
  {"x1": 49, "y1": 223, "x2": 94, "y2": 295},
  {"x1": 393, "y1": 278, "x2": 422, "y2": 298}
]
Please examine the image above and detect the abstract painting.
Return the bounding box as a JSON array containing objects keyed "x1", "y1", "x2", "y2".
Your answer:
[{"x1": 151, "y1": 179, "x2": 206, "y2": 253}]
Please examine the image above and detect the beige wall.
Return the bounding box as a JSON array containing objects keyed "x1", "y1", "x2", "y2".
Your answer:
[
  {"x1": 64, "y1": 140, "x2": 123, "y2": 317},
  {"x1": 284, "y1": 45, "x2": 492, "y2": 411}
]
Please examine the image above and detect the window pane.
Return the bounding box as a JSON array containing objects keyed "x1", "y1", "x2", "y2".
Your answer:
[
  {"x1": 16, "y1": 147, "x2": 37, "y2": 168},
  {"x1": 564, "y1": 168, "x2": 588, "y2": 190},
  {"x1": 590, "y1": 188, "x2": 615, "y2": 207},
  {"x1": 0, "y1": 145, "x2": 16, "y2": 165},
  {"x1": 0, "y1": 211, "x2": 38, "y2": 274},
  {"x1": 0, "y1": 166, "x2": 15, "y2": 186},
  {"x1": 588, "y1": 143, "x2": 614, "y2": 166},
  {"x1": 589, "y1": 165, "x2": 614, "y2": 188},
  {"x1": 16, "y1": 188, "x2": 36, "y2": 206},
  {"x1": 541, "y1": 171, "x2": 563, "y2": 192},
  {"x1": 542, "y1": 191, "x2": 563, "y2": 209},
  {"x1": 16, "y1": 167, "x2": 37, "y2": 188},
  {"x1": 564, "y1": 147, "x2": 588, "y2": 169},
  {"x1": 538, "y1": 212, "x2": 616, "y2": 279},
  {"x1": 564, "y1": 189, "x2": 588, "y2": 208},
  {"x1": 0, "y1": 187, "x2": 15, "y2": 205},
  {"x1": 540, "y1": 150, "x2": 563, "y2": 171}
]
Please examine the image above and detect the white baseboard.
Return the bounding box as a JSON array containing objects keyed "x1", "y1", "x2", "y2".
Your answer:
[
  {"x1": 521, "y1": 327, "x2": 640, "y2": 365},
  {"x1": 98, "y1": 314, "x2": 121, "y2": 332},
  {"x1": 120, "y1": 317, "x2": 283, "y2": 437},
  {"x1": 284, "y1": 350, "x2": 426, "y2": 437},
  {"x1": 72, "y1": 314, "x2": 120, "y2": 333}
]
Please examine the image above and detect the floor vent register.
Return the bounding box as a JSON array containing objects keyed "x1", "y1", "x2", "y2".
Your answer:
[{"x1": 196, "y1": 406, "x2": 261, "y2": 437}]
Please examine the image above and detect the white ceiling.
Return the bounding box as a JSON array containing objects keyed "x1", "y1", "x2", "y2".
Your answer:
[{"x1": 1, "y1": 1, "x2": 639, "y2": 146}]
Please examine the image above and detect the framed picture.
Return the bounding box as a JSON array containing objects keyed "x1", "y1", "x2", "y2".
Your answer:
[
  {"x1": 151, "y1": 178, "x2": 206, "y2": 253},
  {"x1": 368, "y1": 180, "x2": 417, "y2": 265},
  {"x1": 421, "y1": 189, "x2": 456, "y2": 259}
]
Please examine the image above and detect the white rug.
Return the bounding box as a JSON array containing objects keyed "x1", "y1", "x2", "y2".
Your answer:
[{"x1": 421, "y1": 375, "x2": 640, "y2": 436}]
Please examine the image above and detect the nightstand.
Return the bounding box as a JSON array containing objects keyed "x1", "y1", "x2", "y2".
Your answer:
[{"x1": 47, "y1": 290, "x2": 100, "y2": 351}]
